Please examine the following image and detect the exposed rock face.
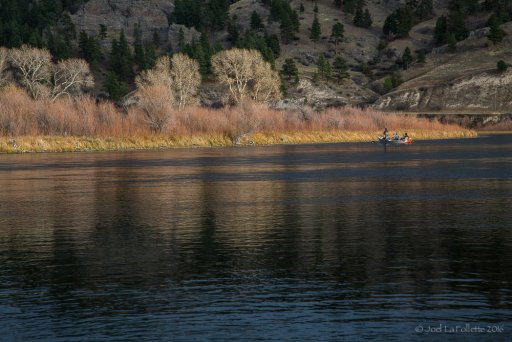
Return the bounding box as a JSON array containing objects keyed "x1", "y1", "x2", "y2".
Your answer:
[
  {"x1": 374, "y1": 71, "x2": 512, "y2": 112},
  {"x1": 274, "y1": 79, "x2": 378, "y2": 110},
  {"x1": 72, "y1": 0, "x2": 173, "y2": 45}
]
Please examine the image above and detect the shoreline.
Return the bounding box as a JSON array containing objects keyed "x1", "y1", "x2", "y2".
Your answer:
[{"x1": 0, "y1": 130, "x2": 477, "y2": 154}]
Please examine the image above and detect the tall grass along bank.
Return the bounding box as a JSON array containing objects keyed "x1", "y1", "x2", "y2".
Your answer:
[{"x1": 0, "y1": 86, "x2": 475, "y2": 153}]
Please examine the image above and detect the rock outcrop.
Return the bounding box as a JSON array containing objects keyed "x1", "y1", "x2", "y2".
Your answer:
[
  {"x1": 72, "y1": 0, "x2": 174, "y2": 45},
  {"x1": 374, "y1": 71, "x2": 512, "y2": 112}
]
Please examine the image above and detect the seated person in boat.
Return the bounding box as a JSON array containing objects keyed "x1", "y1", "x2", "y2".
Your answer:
[
  {"x1": 401, "y1": 132, "x2": 410, "y2": 142},
  {"x1": 394, "y1": 132, "x2": 400, "y2": 140}
]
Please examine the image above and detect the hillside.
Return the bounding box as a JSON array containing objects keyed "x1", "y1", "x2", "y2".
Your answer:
[{"x1": 2, "y1": 0, "x2": 512, "y2": 112}]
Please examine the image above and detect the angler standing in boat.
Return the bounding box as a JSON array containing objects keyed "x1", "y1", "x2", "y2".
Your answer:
[{"x1": 383, "y1": 128, "x2": 389, "y2": 140}]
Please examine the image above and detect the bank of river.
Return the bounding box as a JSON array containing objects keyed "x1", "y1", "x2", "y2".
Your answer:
[{"x1": 0, "y1": 129, "x2": 476, "y2": 153}]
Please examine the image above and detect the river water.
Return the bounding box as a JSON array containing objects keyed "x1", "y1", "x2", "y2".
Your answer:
[{"x1": 0, "y1": 135, "x2": 511, "y2": 341}]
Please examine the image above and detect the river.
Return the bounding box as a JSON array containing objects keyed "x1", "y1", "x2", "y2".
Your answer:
[{"x1": 0, "y1": 135, "x2": 511, "y2": 341}]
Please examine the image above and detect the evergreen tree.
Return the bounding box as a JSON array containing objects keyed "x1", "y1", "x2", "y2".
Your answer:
[
  {"x1": 317, "y1": 54, "x2": 331, "y2": 79},
  {"x1": 310, "y1": 15, "x2": 321, "y2": 42},
  {"x1": 280, "y1": 15, "x2": 296, "y2": 43},
  {"x1": 447, "y1": 32, "x2": 457, "y2": 52},
  {"x1": 178, "y1": 28, "x2": 186, "y2": 50},
  {"x1": 488, "y1": 14, "x2": 505, "y2": 44},
  {"x1": 330, "y1": 22, "x2": 345, "y2": 50},
  {"x1": 103, "y1": 71, "x2": 129, "y2": 101},
  {"x1": 314, "y1": 3, "x2": 319, "y2": 13},
  {"x1": 153, "y1": 30, "x2": 160, "y2": 46},
  {"x1": 383, "y1": 77, "x2": 394, "y2": 92},
  {"x1": 251, "y1": 11, "x2": 264, "y2": 30},
  {"x1": 79, "y1": 31, "x2": 103, "y2": 69},
  {"x1": 448, "y1": 7, "x2": 468, "y2": 41},
  {"x1": 333, "y1": 56, "x2": 349, "y2": 82},
  {"x1": 354, "y1": 7, "x2": 373, "y2": 28},
  {"x1": 99, "y1": 24, "x2": 107, "y2": 39},
  {"x1": 363, "y1": 9, "x2": 373, "y2": 27},
  {"x1": 334, "y1": 0, "x2": 342, "y2": 8},
  {"x1": 416, "y1": 49, "x2": 426, "y2": 63},
  {"x1": 133, "y1": 24, "x2": 147, "y2": 70},
  {"x1": 434, "y1": 15, "x2": 448, "y2": 45},
  {"x1": 401, "y1": 47, "x2": 413, "y2": 69},
  {"x1": 497, "y1": 60, "x2": 508, "y2": 73},
  {"x1": 110, "y1": 30, "x2": 134, "y2": 82},
  {"x1": 300, "y1": 3, "x2": 305, "y2": 12},
  {"x1": 145, "y1": 42, "x2": 157, "y2": 69},
  {"x1": 265, "y1": 33, "x2": 281, "y2": 57},
  {"x1": 353, "y1": 7, "x2": 365, "y2": 27},
  {"x1": 281, "y1": 58, "x2": 299, "y2": 83}
]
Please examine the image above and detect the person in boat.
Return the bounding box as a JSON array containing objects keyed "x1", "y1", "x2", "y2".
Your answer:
[
  {"x1": 383, "y1": 128, "x2": 389, "y2": 140},
  {"x1": 394, "y1": 132, "x2": 400, "y2": 140},
  {"x1": 401, "y1": 132, "x2": 410, "y2": 142}
]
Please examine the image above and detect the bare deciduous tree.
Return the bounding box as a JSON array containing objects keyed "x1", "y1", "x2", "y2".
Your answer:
[
  {"x1": 136, "y1": 56, "x2": 174, "y2": 104},
  {"x1": 170, "y1": 53, "x2": 201, "y2": 111},
  {"x1": 8, "y1": 45, "x2": 52, "y2": 99},
  {"x1": 136, "y1": 84, "x2": 174, "y2": 132},
  {"x1": 50, "y1": 58, "x2": 94, "y2": 102},
  {"x1": 252, "y1": 61, "x2": 281, "y2": 103},
  {"x1": 136, "y1": 54, "x2": 201, "y2": 111},
  {"x1": 212, "y1": 48, "x2": 281, "y2": 105}
]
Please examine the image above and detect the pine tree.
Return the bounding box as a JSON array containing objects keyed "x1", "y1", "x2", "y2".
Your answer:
[
  {"x1": 448, "y1": 8, "x2": 467, "y2": 41},
  {"x1": 110, "y1": 30, "x2": 134, "y2": 82},
  {"x1": 434, "y1": 15, "x2": 448, "y2": 45},
  {"x1": 334, "y1": 0, "x2": 342, "y2": 8},
  {"x1": 333, "y1": 56, "x2": 349, "y2": 82},
  {"x1": 314, "y1": 3, "x2": 319, "y2": 13},
  {"x1": 99, "y1": 24, "x2": 107, "y2": 39},
  {"x1": 281, "y1": 58, "x2": 299, "y2": 84},
  {"x1": 353, "y1": 7, "x2": 364, "y2": 27},
  {"x1": 497, "y1": 60, "x2": 508, "y2": 73},
  {"x1": 251, "y1": 11, "x2": 264, "y2": 30},
  {"x1": 488, "y1": 15, "x2": 505, "y2": 45},
  {"x1": 416, "y1": 49, "x2": 426, "y2": 63},
  {"x1": 300, "y1": 3, "x2": 305, "y2": 12},
  {"x1": 330, "y1": 22, "x2": 344, "y2": 51},
  {"x1": 145, "y1": 42, "x2": 157, "y2": 69},
  {"x1": 363, "y1": 9, "x2": 373, "y2": 27},
  {"x1": 317, "y1": 54, "x2": 331, "y2": 79},
  {"x1": 310, "y1": 15, "x2": 321, "y2": 42},
  {"x1": 447, "y1": 32, "x2": 457, "y2": 52},
  {"x1": 133, "y1": 24, "x2": 147, "y2": 70},
  {"x1": 401, "y1": 47, "x2": 413, "y2": 69},
  {"x1": 79, "y1": 31, "x2": 103, "y2": 69},
  {"x1": 265, "y1": 33, "x2": 281, "y2": 57},
  {"x1": 178, "y1": 28, "x2": 185, "y2": 50},
  {"x1": 103, "y1": 71, "x2": 129, "y2": 101}
]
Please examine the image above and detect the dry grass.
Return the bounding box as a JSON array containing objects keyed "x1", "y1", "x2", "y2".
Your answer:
[{"x1": 0, "y1": 86, "x2": 475, "y2": 153}]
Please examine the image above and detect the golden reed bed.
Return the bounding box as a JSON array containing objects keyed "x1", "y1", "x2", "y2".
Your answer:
[{"x1": 0, "y1": 85, "x2": 476, "y2": 153}]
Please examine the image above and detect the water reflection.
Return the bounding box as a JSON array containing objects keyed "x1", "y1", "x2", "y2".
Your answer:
[{"x1": 0, "y1": 136, "x2": 511, "y2": 340}]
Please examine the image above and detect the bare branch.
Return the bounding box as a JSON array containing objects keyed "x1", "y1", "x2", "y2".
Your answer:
[
  {"x1": 50, "y1": 59, "x2": 94, "y2": 102},
  {"x1": 212, "y1": 48, "x2": 281, "y2": 105},
  {"x1": 170, "y1": 53, "x2": 201, "y2": 111},
  {"x1": 8, "y1": 46, "x2": 52, "y2": 99}
]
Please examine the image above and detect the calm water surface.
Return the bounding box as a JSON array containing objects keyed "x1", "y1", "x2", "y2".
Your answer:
[{"x1": 0, "y1": 135, "x2": 511, "y2": 341}]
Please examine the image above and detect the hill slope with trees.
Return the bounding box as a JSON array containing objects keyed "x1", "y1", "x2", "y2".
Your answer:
[{"x1": 2, "y1": 0, "x2": 512, "y2": 112}]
